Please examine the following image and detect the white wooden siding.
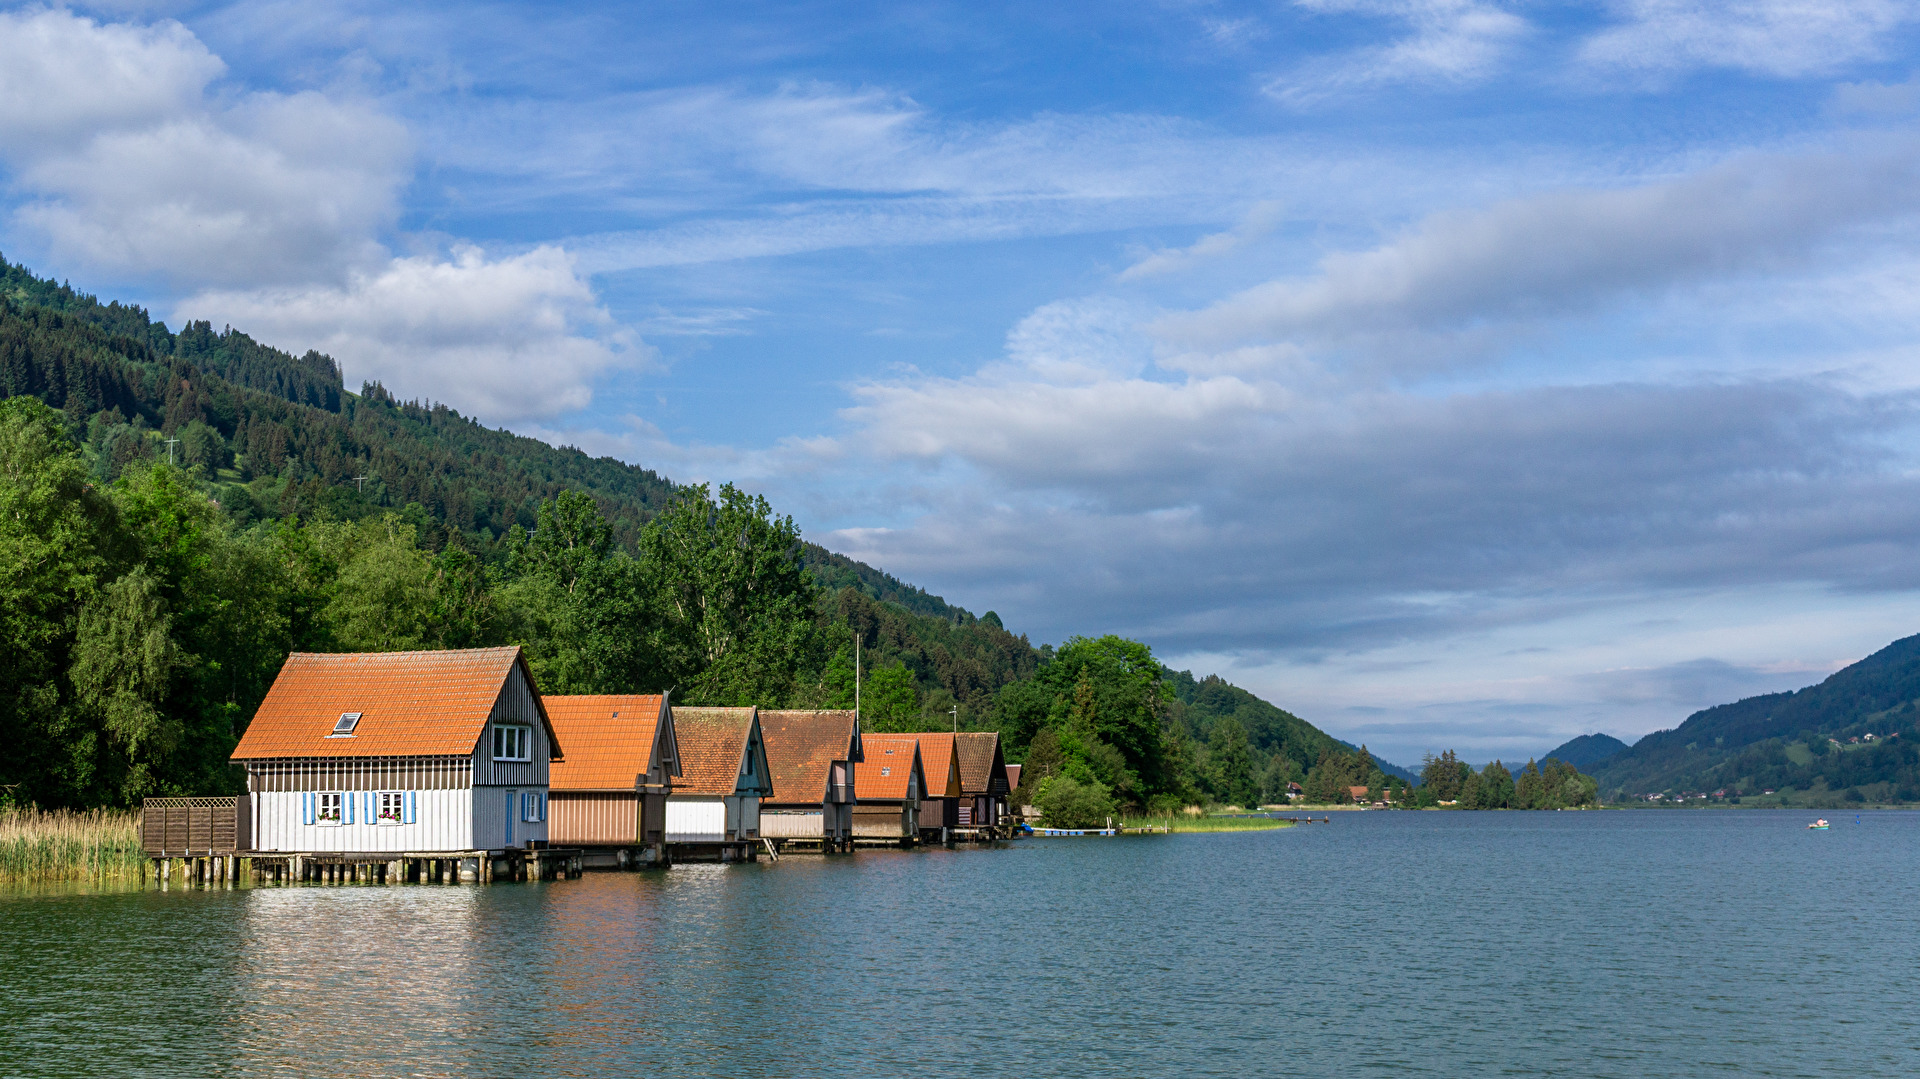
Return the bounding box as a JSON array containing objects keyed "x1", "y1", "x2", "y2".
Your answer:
[
  {"x1": 252, "y1": 789, "x2": 472, "y2": 852},
  {"x1": 761, "y1": 811, "x2": 823, "y2": 838},
  {"x1": 667, "y1": 798, "x2": 726, "y2": 842}
]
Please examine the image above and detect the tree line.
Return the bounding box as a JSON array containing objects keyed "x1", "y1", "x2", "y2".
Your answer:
[{"x1": 1415, "y1": 751, "x2": 1599, "y2": 809}]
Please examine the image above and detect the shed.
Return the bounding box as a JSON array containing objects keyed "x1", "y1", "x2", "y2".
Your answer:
[
  {"x1": 850, "y1": 734, "x2": 924, "y2": 846},
  {"x1": 914, "y1": 733, "x2": 962, "y2": 842},
  {"x1": 758, "y1": 709, "x2": 863, "y2": 852},
  {"x1": 545, "y1": 694, "x2": 680, "y2": 866},
  {"x1": 666, "y1": 706, "x2": 772, "y2": 860},
  {"x1": 954, "y1": 731, "x2": 1012, "y2": 835},
  {"x1": 231, "y1": 646, "x2": 560, "y2": 856}
]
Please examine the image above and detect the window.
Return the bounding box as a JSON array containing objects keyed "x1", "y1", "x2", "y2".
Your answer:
[
  {"x1": 881, "y1": 767, "x2": 892, "y2": 777},
  {"x1": 520, "y1": 790, "x2": 545, "y2": 822},
  {"x1": 378, "y1": 791, "x2": 406, "y2": 824},
  {"x1": 330, "y1": 712, "x2": 361, "y2": 737},
  {"x1": 317, "y1": 792, "x2": 343, "y2": 824},
  {"x1": 493, "y1": 724, "x2": 531, "y2": 761}
]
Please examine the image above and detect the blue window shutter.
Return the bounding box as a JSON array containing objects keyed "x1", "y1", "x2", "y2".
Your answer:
[
  {"x1": 344, "y1": 792, "x2": 354, "y2": 825},
  {"x1": 302, "y1": 792, "x2": 314, "y2": 825},
  {"x1": 404, "y1": 790, "x2": 416, "y2": 824}
]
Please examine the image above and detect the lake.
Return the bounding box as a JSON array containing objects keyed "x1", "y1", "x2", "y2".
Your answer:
[{"x1": 2, "y1": 810, "x2": 1915, "y2": 1077}]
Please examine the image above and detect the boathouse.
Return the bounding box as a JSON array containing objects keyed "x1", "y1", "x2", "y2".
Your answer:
[
  {"x1": 954, "y1": 731, "x2": 1012, "y2": 836},
  {"x1": 758, "y1": 710, "x2": 863, "y2": 852},
  {"x1": 230, "y1": 646, "x2": 568, "y2": 881},
  {"x1": 915, "y1": 732, "x2": 962, "y2": 843},
  {"x1": 545, "y1": 694, "x2": 681, "y2": 868},
  {"x1": 850, "y1": 734, "x2": 924, "y2": 846},
  {"x1": 666, "y1": 706, "x2": 773, "y2": 861}
]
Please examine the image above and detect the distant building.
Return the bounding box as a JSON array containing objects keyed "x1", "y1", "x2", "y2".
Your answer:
[
  {"x1": 954, "y1": 731, "x2": 1012, "y2": 835},
  {"x1": 667, "y1": 707, "x2": 772, "y2": 861},
  {"x1": 544, "y1": 693, "x2": 680, "y2": 867},
  {"x1": 1348, "y1": 785, "x2": 1370, "y2": 803},
  {"x1": 757, "y1": 709, "x2": 863, "y2": 852},
  {"x1": 851, "y1": 733, "x2": 925, "y2": 846},
  {"x1": 916, "y1": 733, "x2": 962, "y2": 842}
]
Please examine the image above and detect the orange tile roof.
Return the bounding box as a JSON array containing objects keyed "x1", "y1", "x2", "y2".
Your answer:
[
  {"x1": 758, "y1": 710, "x2": 857, "y2": 805},
  {"x1": 670, "y1": 707, "x2": 762, "y2": 797},
  {"x1": 915, "y1": 733, "x2": 961, "y2": 799},
  {"x1": 546, "y1": 695, "x2": 672, "y2": 791},
  {"x1": 853, "y1": 734, "x2": 923, "y2": 801},
  {"x1": 954, "y1": 732, "x2": 1008, "y2": 795},
  {"x1": 232, "y1": 647, "x2": 554, "y2": 760}
]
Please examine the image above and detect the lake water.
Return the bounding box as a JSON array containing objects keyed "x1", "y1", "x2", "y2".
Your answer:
[{"x1": 3, "y1": 810, "x2": 1916, "y2": 1077}]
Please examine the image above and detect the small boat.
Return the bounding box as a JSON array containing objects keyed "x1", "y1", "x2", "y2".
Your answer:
[{"x1": 1808, "y1": 819, "x2": 1829, "y2": 830}]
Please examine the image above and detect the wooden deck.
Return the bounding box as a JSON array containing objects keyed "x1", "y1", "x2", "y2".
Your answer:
[{"x1": 148, "y1": 848, "x2": 588, "y2": 886}]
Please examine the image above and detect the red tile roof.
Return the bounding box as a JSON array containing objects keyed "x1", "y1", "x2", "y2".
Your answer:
[
  {"x1": 670, "y1": 707, "x2": 764, "y2": 797},
  {"x1": 915, "y1": 733, "x2": 961, "y2": 798},
  {"x1": 853, "y1": 734, "x2": 923, "y2": 801},
  {"x1": 954, "y1": 731, "x2": 1008, "y2": 795},
  {"x1": 758, "y1": 710, "x2": 857, "y2": 805},
  {"x1": 232, "y1": 647, "x2": 553, "y2": 760},
  {"x1": 546, "y1": 695, "x2": 673, "y2": 791}
]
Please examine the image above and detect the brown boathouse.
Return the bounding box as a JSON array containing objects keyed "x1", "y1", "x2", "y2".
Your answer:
[
  {"x1": 545, "y1": 693, "x2": 681, "y2": 868},
  {"x1": 758, "y1": 709, "x2": 863, "y2": 852},
  {"x1": 850, "y1": 733, "x2": 924, "y2": 846}
]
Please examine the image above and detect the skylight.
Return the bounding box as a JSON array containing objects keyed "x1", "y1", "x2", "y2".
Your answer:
[{"x1": 332, "y1": 712, "x2": 362, "y2": 736}]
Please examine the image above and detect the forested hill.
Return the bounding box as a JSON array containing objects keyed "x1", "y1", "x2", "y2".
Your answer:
[
  {"x1": 1541, "y1": 733, "x2": 1630, "y2": 771},
  {"x1": 1, "y1": 253, "x2": 1403, "y2": 810},
  {"x1": 1591, "y1": 632, "x2": 1920, "y2": 803}
]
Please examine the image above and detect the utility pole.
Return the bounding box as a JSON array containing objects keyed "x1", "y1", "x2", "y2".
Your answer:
[
  {"x1": 353, "y1": 474, "x2": 369, "y2": 494},
  {"x1": 854, "y1": 632, "x2": 861, "y2": 723},
  {"x1": 163, "y1": 437, "x2": 179, "y2": 466}
]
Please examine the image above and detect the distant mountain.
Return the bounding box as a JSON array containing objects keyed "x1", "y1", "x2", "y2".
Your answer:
[
  {"x1": 1542, "y1": 733, "x2": 1631, "y2": 770},
  {"x1": 1590, "y1": 633, "x2": 1920, "y2": 803}
]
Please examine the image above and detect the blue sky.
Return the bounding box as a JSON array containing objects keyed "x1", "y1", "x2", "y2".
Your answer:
[{"x1": 7, "y1": 1, "x2": 1920, "y2": 766}]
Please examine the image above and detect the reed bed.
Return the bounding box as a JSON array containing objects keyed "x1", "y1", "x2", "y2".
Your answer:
[
  {"x1": 1120, "y1": 814, "x2": 1294, "y2": 833},
  {"x1": 0, "y1": 805, "x2": 146, "y2": 883}
]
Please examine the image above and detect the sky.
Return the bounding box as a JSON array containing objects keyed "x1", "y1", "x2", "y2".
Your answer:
[{"x1": 5, "y1": 1, "x2": 1920, "y2": 767}]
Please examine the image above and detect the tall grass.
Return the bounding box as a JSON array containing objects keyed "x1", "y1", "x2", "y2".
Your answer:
[
  {"x1": 1119, "y1": 814, "x2": 1294, "y2": 833},
  {"x1": 0, "y1": 805, "x2": 146, "y2": 883}
]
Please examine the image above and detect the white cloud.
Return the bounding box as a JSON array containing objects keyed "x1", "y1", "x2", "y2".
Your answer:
[
  {"x1": 1266, "y1": 0, "x2": 1531, "y2": 106},
  {"x1": 0, "y1": 8, "x2": 222, "y2": 150},
  {"x1": 1581, "y1": 0, "x2": 1917, "y2": 79},
  {"x1": 0, "y1": 9, "x2": 408, "y2": 288},
  {"x1": 182, "y1": 246, "x2": 644, "y2": 422},
  {"x1": 1119, "y1": 202, "x2": 1286, "y2": 281},
  {"x1": 1154, "y1": 138, "x2": 1920, "y2": 367}
]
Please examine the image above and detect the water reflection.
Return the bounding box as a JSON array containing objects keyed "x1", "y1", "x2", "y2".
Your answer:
[{"x1": 3, "y1": 813, "x2": 1919, "y2": 1078}]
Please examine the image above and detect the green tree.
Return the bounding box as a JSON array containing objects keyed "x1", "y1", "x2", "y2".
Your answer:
[
  {"x1": 500, "y1": 492, "x2": 653, "y2": 694},
  {"x1": 1480, "y1": 759, "x2": 1515, "y2": 808},
  {"x1": 1035, "y1": 775, "x2": 1116, "y2": 828},
  {"x1": 641, "y1": 483, "x2": 816, "y2": 705},
  {"x1": 861, "y1": 661, "x2": 920, "y2": 731},
  {"x1": 1208, "y1": 717, "x2": 1258, "y2": 807}
]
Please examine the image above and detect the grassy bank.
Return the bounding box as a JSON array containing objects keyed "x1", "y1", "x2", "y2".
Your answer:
[
  {"x1": 0, "y1": 806, "x2": 146, "y2": 883},
  {"x1": 1120, "y1": 814, "x2": 1295, "y2": 833}
]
